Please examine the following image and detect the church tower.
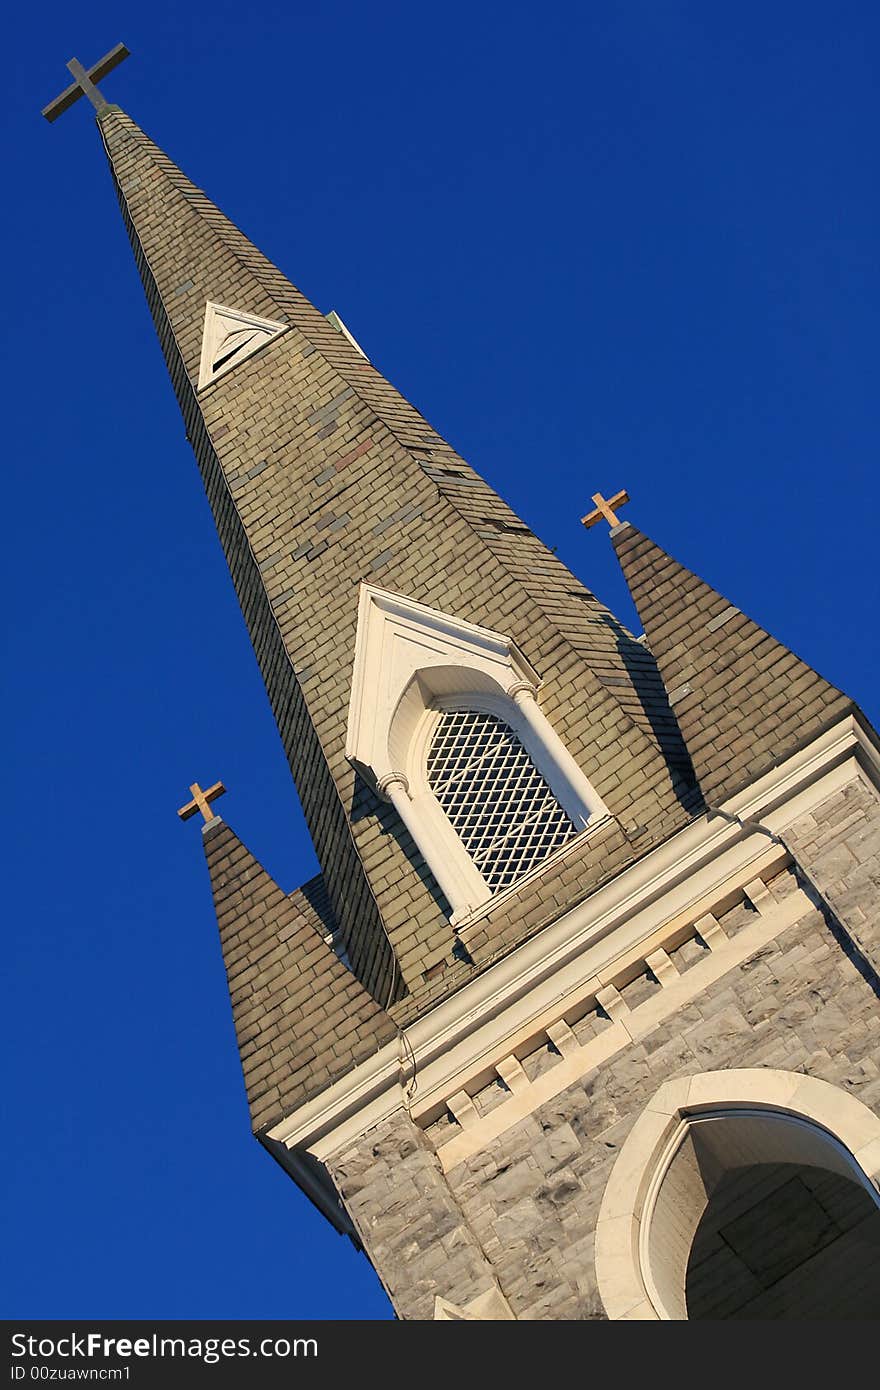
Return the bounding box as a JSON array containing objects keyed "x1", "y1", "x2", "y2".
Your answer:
[{"x1": 48, "y1": 52, "x2": 880, "y2": 1319}]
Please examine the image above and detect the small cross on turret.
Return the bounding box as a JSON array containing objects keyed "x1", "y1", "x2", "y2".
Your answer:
[
  {"x1": 41, "y1": 43, "x2": 130, "y2": 123},
  {"x1": 177, "y1": 781, "x2": 227, "y2": 825},
  {"x1": 581, "y1": 488, "x2": 630, "y2": 531}
]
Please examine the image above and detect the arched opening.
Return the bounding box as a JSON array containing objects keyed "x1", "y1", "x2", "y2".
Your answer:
[
  {"x1": 594, "y1": 1071, "x2": 880, "y2": 1320},
  {"x1": 645, "y1": 1110, "x2": 880, "y2": 1320},
  {"x1": 687, "y1": 1157, "x2": 880, "y2": 1318},
  {"x1": 394, "y1": 676, "x2": 604, "y2": 918}
]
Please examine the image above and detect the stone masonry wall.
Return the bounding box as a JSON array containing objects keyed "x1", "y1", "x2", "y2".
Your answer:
[
  {"x1": 784, "y1": 774, "x2": 880, "y2": 979},
  {"x1": 330, "y1": 782, "x2": 880, "y2": 1318},
  {"x1": 329, "y1": 1120, "x2": 505, "y2": 1320}
]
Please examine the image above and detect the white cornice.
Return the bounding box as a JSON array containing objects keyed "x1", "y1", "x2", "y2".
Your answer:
[{"x1": 266, "y1": 715, "x2": 874, "y2": 1160}]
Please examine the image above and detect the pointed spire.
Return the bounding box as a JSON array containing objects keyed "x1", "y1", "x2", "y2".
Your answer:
[
  {"x1": 203, "y1": 818, "x2": 396, "y2": 1132},
  {"x1": 612, "y1": 523, "x2": 853, "y2": 805},
  {"x1": 95, "y1": 103, "x2": 702, "y2": 1009}
]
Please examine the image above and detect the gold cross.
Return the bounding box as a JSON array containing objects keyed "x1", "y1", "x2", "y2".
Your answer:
[
  {"x1": 581, "y1": 489, "x2": 630, "y2": 531},
  {"x1": 41, "y1": 43, "x2": 130, "y2": 122},
  {"x1": 177, "y1": 781, "x2": 227, "y2": 824}
]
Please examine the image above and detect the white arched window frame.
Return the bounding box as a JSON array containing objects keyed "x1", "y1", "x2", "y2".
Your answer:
[{"x1": 345, "y1": 584, "x2": 610, "y2": 922}]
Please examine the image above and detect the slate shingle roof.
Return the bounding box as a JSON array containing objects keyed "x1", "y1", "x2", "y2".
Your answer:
[
  {"x1": 98, "y1": 104, "x2": 698, "y2": 1017},
  {"x1": 203, "y1": 818, "x2": 396, "y2": 1133},
  {"x1": 612, "y1": 522, "x2": 854, "y2": 805}
]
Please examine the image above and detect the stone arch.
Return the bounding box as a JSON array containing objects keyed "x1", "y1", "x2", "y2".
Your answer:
[{"x1": 594, "y1": 1069, "x2": 880, "y2": 1320}]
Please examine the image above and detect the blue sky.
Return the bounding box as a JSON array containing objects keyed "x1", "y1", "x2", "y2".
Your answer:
[{"x1": 3, "y1": 1, "x2": 878, "y2": 1319}]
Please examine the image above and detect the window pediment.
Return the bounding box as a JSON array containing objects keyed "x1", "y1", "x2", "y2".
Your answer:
[{"x1": 345, "y1": 584, "x2": 540, "y2": 790}]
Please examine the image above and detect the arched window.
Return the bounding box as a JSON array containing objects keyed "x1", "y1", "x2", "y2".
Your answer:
[
  {"x1": 346, "y1": 584, "x2": 610, "y2": 921},
  {"x1": 426, "y1": 708, "x2": 579, "y2": 892}
]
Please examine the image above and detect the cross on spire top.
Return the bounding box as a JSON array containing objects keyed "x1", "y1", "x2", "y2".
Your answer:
[
  {"x1": 41, "y1": 43, "x2": 130, "y2": 123},
  {"x1": 178, "y1": 781, "x2": 227, "y2": 825},
  {"x1": 581, "y1": 489, "x2": 630, "y2": 532}
]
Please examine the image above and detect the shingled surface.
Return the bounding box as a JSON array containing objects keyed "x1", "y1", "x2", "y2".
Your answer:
[
  {"x1": 612, "y1": 523, "x2": 854, "y2": 805},
  {"x1": 203, "y1": 818, "x2": 397, "y2": 1132},
  {"x1": 99, "y1": 104, "x2": 699, "y2": 1023}
]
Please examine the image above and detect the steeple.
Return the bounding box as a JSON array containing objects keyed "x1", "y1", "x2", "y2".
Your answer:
[
  {"x1": 44, "y1": 56, "x2": 880, "y2": 1326},
  {"x1": 89, "y1": 102, "x2": 701, "y2": 1021}
]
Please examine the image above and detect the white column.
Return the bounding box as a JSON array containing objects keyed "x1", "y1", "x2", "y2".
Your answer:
[
  {"x1": 507, "y1": 682, "x2": 609, "y2": 824},
  {"x1": 378, "y1": 773, "x2": 472, "y2": 921}
]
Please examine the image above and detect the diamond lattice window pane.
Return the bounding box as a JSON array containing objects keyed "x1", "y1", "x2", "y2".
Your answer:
[{"x1": 426, "y1": 709, "x2": 579, "y2": 891}]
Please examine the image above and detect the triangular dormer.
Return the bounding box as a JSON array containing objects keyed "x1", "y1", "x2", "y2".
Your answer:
[{"x1": 197, "y1": 301, "x2": 287, "y2": 389}]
